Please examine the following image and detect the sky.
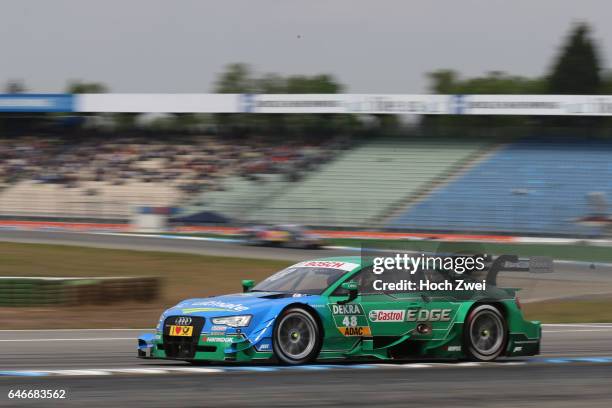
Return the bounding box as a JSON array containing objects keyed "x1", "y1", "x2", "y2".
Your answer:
[{"x1": 0, "y1": 0, "x2": 611, "y2": 94}]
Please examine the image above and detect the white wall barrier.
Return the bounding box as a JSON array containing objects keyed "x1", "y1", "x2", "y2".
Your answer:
[
  {"x1": 450, "y1": 94, "x2": 612, "y2": 116},
  {"x1": 9, "y1": 93, "x2": 612, "y2": 116},
  {"x1": 77, "y1": 93, "x2": 240, "y2": 113}
]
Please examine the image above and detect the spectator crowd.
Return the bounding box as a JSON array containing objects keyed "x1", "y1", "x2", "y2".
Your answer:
[{"x1": 0, "y1": 133, "x2": 346, "y2": 196}]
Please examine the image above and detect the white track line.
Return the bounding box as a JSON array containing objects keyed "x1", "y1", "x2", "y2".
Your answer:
[
  {"x1": 43, "y1": 370, "x2": 112, "y2": 376},
  {"x1": 109, "y1": 368, "x2": 174, "y2": 375},
  {"x1": 399, "y1": 363, "x2": 432, "y2": 368},
  {"x1": 1, "y1": 359, "x2": 607, "y2": 378},
  {"x1": 162, "y1": 367, "x2": 225, "y2": 373}
]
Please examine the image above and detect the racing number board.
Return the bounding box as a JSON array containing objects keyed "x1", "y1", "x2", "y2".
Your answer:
[{"x1": 329, "y1": 304, "x2": 372, "y2": 336}]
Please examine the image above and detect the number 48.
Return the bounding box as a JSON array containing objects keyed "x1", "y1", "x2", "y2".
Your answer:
[{"x1": 342, "y1": 316, "x2": 357, "y2": 327}]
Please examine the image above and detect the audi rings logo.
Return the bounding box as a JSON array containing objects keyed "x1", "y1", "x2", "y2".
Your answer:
[{"x1": 175, "y1": 317, "x2": 192, "y2": 325}]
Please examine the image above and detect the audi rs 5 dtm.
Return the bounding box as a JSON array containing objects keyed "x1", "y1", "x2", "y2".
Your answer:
[{"x1": 138, "y1": 256, "x2": 541, "y2": 365}]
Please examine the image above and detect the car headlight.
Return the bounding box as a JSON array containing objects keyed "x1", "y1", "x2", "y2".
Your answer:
[{"x1": 211, "y1": 315, "x2": 252, "y2": 327}]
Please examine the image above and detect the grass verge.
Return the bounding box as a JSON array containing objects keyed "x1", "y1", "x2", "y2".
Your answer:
[
  {"x1": 522, "y1": 298, "x2": 612, "y2": 323},
  {"x1": 0, "y1": 241, "x2": 290, "y2": 329},
  {"x1": 1, "y1": 241, "x2": 611, "y2": 328}
]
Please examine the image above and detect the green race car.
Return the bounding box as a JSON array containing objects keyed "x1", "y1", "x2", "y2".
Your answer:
[{"x1": 138, "y1": 256, "x2": 541, "y2": 364}]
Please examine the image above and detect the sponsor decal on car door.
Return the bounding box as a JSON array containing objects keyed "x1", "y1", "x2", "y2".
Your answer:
[{"x1": 328, "y1": 303, "x2": 371, "y2": 337}]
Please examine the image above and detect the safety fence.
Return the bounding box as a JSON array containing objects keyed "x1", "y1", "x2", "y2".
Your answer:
[{"x1": 0, "y1": 276, "x2": 160, "y2": 306}]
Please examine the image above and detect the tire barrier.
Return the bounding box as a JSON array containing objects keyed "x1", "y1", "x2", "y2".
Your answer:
[{"x1": 0, "y1": 277, "x2": 160, "y2": 306}]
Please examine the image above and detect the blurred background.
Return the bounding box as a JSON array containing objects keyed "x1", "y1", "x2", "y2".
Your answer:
[
  {"x1": 2, "y1": 2, "x2": 612, "y2": 406},
  {"x1": 2, "y1": 21, "x2": 612, "y2": 235},
  {"x1": 1, "y1": 10, "x2": 612, "y2": 323}
]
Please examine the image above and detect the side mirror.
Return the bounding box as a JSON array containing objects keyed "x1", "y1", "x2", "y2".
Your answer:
[
  {"x1": 338, "y1": 281, "x2": 358, "y2": 305},
  {"x1": 242, "y1": 279, "x2": 255, "y2": 293},
  {"x1": 341, "y1": 281, "x2": 358, "y2": 292}
]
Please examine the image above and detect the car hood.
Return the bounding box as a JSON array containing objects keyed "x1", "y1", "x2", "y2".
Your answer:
[{"x1": 166, "y1": 291, "x2": 318, "y2": 317}]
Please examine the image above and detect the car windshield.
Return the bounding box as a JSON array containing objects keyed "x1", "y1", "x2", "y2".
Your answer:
[{"x1": 252, "y1": 267, "x2": 347, "y2": 295}]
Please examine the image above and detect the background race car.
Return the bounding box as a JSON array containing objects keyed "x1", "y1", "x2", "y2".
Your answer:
[{"x1": 241, "y1": 224, "x2": 323, "y2": 249}]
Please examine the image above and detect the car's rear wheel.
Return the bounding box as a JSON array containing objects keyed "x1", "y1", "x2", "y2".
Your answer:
[
  {"x1": 464, "y1": 304, "x2": 507, "y2": 361},
  {"x1": 273, "y1": 308, "x2": 321, "y2": 365}
]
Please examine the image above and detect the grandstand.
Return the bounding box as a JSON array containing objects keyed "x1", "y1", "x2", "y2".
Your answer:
[
  {"x1": 4, "y1": 90, "x2": 612, "y2": 238},
  {"x1": 180, "y1": 174, "x2": 290, "y2": 220},
  {"x1": 0, "y1": 134, "x2": 336, "y2": 220},
  {"x1": 237, "y1": 138, "x2": 493, "y2": 227},
  {"x1": 0, "y1": 180, "x2": 180, "y2": 219},
  {"x1": 3, "y1": 129, "x2": 612, "y2": 238},
  {"x1": 391, "y1": 137, "x2": 612, "y2": 236}
]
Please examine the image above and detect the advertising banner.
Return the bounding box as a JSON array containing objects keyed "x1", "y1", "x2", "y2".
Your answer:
[
  {"x1": 239, "y1": 94, "x2": 343, "y2": 113},
  {"x1": 450, "y1": 95, "x2": 612, "y2": 116},
  {"x1": 0, "y1": 94, "x2": 74, "y2": 112},
  {"x1": 345, "y1": 94, "x2": 449, "y2": 114},
  {"x1": 239, "y1": 94, "x2": 450, "y2": 114},
  {"x1": 450, "y1": 95, "x2": 563, "y2": 115},
  {"x1": 3, "y1": 93, "x2": 612, "y2": 115}
]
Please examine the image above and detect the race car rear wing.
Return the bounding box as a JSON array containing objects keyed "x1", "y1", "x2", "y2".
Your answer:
[{"x1": 483, "y1": 255, "x2": 553, "y2": 286}]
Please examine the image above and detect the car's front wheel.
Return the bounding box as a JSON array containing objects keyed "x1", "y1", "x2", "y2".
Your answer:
[
  {"x1": 273, "y1": 308, "x2": 321, "y2": 365},
  {"x1": 464, "y1": 304, "x2": 507, "y2": 361}
]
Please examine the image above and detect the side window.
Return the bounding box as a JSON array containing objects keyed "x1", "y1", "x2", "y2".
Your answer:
[
  {"x1": 354, "y1": 266, "x2": 421, "y2": 294},
  {"x1": 422, "y1": 268, "x2": 448, "y2": 283},
  {"x1": 332, "y1": 267, "x2": 405, "y2": 295},
  {"x1": 357, "y1": 267, "x2": 381, "y2": 294}
]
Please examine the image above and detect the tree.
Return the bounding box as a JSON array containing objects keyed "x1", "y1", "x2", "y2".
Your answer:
[
  {"x1": 427, "y1": 70, "x2": 458, "y2": 94},
  {"x1": 548, "y1": 23, "x2": 602, "y2": 94},
  {"x1": 427, "y1": 70, "x2": 546, "y2": 94},
  {"x1": 601, "y1": 71, "x2": 612, "y2": 94},
  {"x1": 256, "y1": 73, "x2": 286, "y2": 94},
  {"x1": 214, "y1": 63, "x2": 345, "y2": 95},
  {"x1": 66, "y1": 80, "x2": 108, "y2": 94},
  {"x1": 285, "y1": 74, "x2": 343, "y2": 93},
  {"x1": 214, "y1": 63, "x2": 254, "y2": 93}
]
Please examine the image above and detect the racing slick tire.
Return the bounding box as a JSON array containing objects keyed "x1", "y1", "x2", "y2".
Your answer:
[
  {"x1": 273, "y1": 307, "x2": 322, "y2": 365},
  {"x1": 464, "y1": 304, "x2": 508, "y2": 361}
]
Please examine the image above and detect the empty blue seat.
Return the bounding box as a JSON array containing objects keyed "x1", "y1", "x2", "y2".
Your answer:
[{"x1": 390, "y1": 137, "x2": 612, "y2": 236}]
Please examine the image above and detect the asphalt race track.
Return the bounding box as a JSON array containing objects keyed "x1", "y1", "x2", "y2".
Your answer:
[
  {"x1": 1, "y1": 230, "x2": 612, "y2": 406},
  {"x1": 0, "y1": 230, "x2": 342, "y2": 261},
  {"x1": 2, "y1": 229, "x2": 612, "y2": 277},
  {"x1": 3, "y1": 363, "x2": 612, "y2": 408},
  {"x1": 2, "y1": 230, "x2": 612, "y2": 293},
  {"x1": 1, "y1": 325, "x2": 612, "y2": 407}
]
